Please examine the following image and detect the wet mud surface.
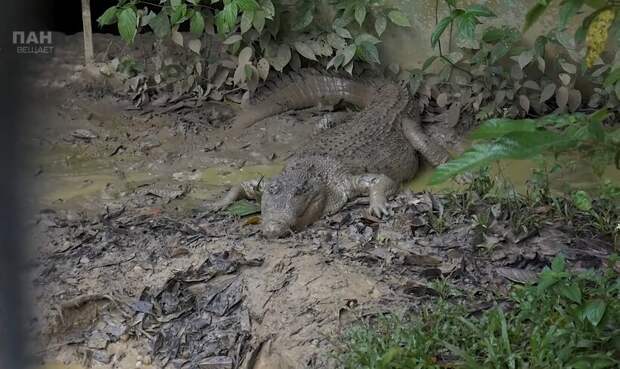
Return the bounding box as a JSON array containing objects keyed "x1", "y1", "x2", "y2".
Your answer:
[{"x1": 23, "y1": 33, "x2": 617, "y2": 369}]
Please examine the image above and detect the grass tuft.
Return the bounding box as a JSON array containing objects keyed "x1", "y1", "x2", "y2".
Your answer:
[{"x1": 337, "y1": 255, "x2": 620, "y2": 369}]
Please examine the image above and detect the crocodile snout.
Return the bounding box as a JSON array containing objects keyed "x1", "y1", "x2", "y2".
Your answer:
[{"x1": 262, "y1": 220, "x2": 290, "y2": 239}]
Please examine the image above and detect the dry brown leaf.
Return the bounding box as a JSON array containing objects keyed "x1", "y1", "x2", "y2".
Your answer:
[
  {"x1": 519, "y1": 95, "x2": 530, "y2": 113},
  {"x1": 556, "y1": 86, "x2": 569, "y2": 110}
]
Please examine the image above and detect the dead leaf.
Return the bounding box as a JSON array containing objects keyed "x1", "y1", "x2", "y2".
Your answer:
[
  {"x1": 560, "y1": 61, "x2": 576, "y2": 74},
  {"x1": 518, "y1": 50, "x2": 534, "y2": 69},
  {"x1": 559, "y1": 73, "x2": 571, "y2": 86},
  {"x1": 497, "y1": 267, "x2": 538, "y2": 284},
  {"x1": 243, "y1": 216, "x2": 262, "y2": 226},
  {"x1": 523, "y1": 80, "x2": 540, "y2": 90},
  {"x1": 540, "y1": 83, "x2": 556, "y2": 103},
  {"x1": 556, "y1": 86, "x2": 569, "y2": 110},
  {"x1": 404, "y1": 253, "x2": 442, "y2": 267},
  {"x1": 519, "y1": 95, "x2": 530, "y2": 113}
]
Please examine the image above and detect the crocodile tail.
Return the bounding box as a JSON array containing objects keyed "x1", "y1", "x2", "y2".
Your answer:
[{"x1": 230, "y1": 69, "x2": 385, "y2": 131}]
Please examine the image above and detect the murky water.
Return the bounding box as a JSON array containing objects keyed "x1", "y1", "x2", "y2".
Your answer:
[{"x1": 35, "y1": 151, "x2": 619, "y2": 210}]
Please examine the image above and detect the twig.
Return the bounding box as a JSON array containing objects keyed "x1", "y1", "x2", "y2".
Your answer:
[{"x1": 87, "y1": 253, "x2": 137, "y2": 271}]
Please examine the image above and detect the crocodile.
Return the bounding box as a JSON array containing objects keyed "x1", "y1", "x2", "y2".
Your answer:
[{"x1": 214, "y1": 70, "x2": 451, "y2": 238}]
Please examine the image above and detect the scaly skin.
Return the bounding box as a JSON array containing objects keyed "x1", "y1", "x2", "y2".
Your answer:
[{"x1": 213, "y1": 70, "x2": 450, "y2": 238}]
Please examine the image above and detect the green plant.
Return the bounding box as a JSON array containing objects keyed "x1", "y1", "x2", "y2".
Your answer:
[
  {"x1": 96, "y1": 0, "x2": 411, "y2": 103},
  {"x1": 337, "y1": 255, "x2": 620, "y2": 369},
  {"x1": 430, "y1": 110, "x2": 620, "y2": 184}
]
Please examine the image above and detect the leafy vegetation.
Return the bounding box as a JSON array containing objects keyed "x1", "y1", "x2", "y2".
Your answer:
[
  {"x1": 425, "y1": 0, "x2": 620, "y2": 188},
  {"x1": 337, "y1": 255, "x2": 620, "y2": 369},
  {"x1": 433, "y1": 165, "x2": 619, "y2": 250},
  {"x1": 96, "y1": 0, "x2": 411, "y2": 104},
  {"x1": 430, "y1": 110, "x2": 620, "y2": 184}
]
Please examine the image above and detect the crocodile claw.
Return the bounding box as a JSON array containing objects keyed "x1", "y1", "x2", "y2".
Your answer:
[{"x1": 369, "y1": 201, "x2": 392, "y2": 218}]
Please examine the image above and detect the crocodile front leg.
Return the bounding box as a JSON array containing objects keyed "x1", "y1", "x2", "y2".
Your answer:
[
  {"x1": 351, "y1": 174, "x2": 399, "y2": 217},
  {"x1": 210, "y1": 178, "x2": 265, "y2": 211},
  {"x1": 401, "y1": 116, "x2": 451, "y2": 166}
]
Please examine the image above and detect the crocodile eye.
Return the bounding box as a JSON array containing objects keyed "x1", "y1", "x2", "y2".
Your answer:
[{"x1": 294, "y1": 185, "x2": 306, "y2": 195}]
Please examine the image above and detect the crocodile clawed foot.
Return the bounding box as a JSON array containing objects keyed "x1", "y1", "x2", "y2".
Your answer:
[{"x1": 369, "y1": 200, "x2": 393, "y2": 218}]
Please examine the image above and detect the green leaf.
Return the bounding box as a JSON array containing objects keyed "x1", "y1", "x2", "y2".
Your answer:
[
  {"x1": 223, "y1": 34, "x2": 242, "y2": 44},
  {"x1": 559, "y1": 0, "x2": 583, "y2": 28},
  {"x1": 603, "y1": 68, "x2": 620, "y2": 87},
  {"x1": 524, "y1": 2, "x2": 552, "y2": 31},
  {"x1": 118, "y1": 7, "x2": 138, "y2": 43},
  {"x1": 240, "y1": 10, "x2": 254, "y2": 34},
  {"x1": 490, "y1": 42, "x2": 510, "y2": 63},
  {"x1": 327, "y1": 53, "x2": 345, "y2": 69},
  {"x1": 573, "y1": 190, "x2": 593, "y2": 211},
  {"x1": 482, "y1": 27, "x2": 506, "y2": 43},
  {"x1": 422, "y1": 56, "x2": 437, "y2": 71},
  {"x1": 341, "y1": 44, "x2": 357, "y2": 66},
  {"x1": 266, "y1": 44, "x2": 291, "y2": 71},
  {"x1": 559, "y1": 283, "x2": 582, "y2": 303},
  {"x1": 551, "y1": 255, "x2": 566, "y2": 272},
  {"x1": 537, "y1": 269, "x2": 560, "y2": 293},
  {"x1": 534, "y1": 35, "x2": 548, "y2": 56},
  {"x1": 430, "y1": 130, "x2": 579, "y2": 184},
  {"x1": 334, "y1": 26, "x2": 352, "y2": 39},
  {"x1": 149, "y1": 11, "x2": 171, "y2": 38},
  {"x1": 190, "y1": 11, "x2": 205, "y2": 35},
  {"x1": 293, "y1": 8, "x2": 314, "y2": 31},
  {"x1": 354, "y1": 4, "x2": 366, "y2": 26},
  {"x1": 97, "y1": 6, "x2": 118, "y2": 26},
  {"x1": 224, "y1": 199, "x2": 261, "y2": 216},
  {"x1": 466, "y1": 4, "x2": 495, "y2": 17},
  {"x1": 217, "y1": 2, "x2": 238, "y2": 34},
  {"x1": 327, "y1": 33, "x2": 346, "y2": 49},
  {"x1": 387, "y1": 10, "x2": 410, "y2": 27},
  {"x1": 261, "y1": 0, "x2": 275, "y2": 19},
  {"x1": 170, "y1": 3, "x2": 188, "y2": 24},
  {"x1": 294, "y1": 41, "x2": 317, "y2": 61},
  {"x1": 355, "y1": 33, "x2": 381, "y2": 45},
  {"x1": 357, "y1": 42, "x2": 380, "y2": 64},
  {"x1": 583, "y1": 299, "x2": 607, "y2": 326},
  {"x1": 470, "y1": 119, "x2": 538, "y2": 140},
  {"x1": 375, "y1": 15, "x2": 387, "y2": 36},
  {"x1": 431, "y1": 16, "x2": 452, "y2": 48},
  {"x1": 253, "y1": 10, "x2": 265, "y2": 32},
  {"x1": 237, "y1": 0, "x2": 260, "y2": 12},
  {"x1": 456, "y1": 13, "x2": 477, "y2": 42}
]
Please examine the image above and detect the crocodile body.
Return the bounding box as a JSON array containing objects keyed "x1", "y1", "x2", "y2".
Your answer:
[{"x1": 217, "y1": 70, "x2": 450, "y2": 238}]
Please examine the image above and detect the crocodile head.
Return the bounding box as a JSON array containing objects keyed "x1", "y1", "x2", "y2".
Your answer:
[{"x1": 261, "y1": 167, "x2": 327, "y2": 238}]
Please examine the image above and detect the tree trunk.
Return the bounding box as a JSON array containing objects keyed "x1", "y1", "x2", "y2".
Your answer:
[{"x1": 80, "y1": 0, "x2": 94, "y2": 64}]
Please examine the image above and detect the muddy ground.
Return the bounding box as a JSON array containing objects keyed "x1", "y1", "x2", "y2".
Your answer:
[{"x1": 21, "y1": 33, "x2": 617, "y2": 369}]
